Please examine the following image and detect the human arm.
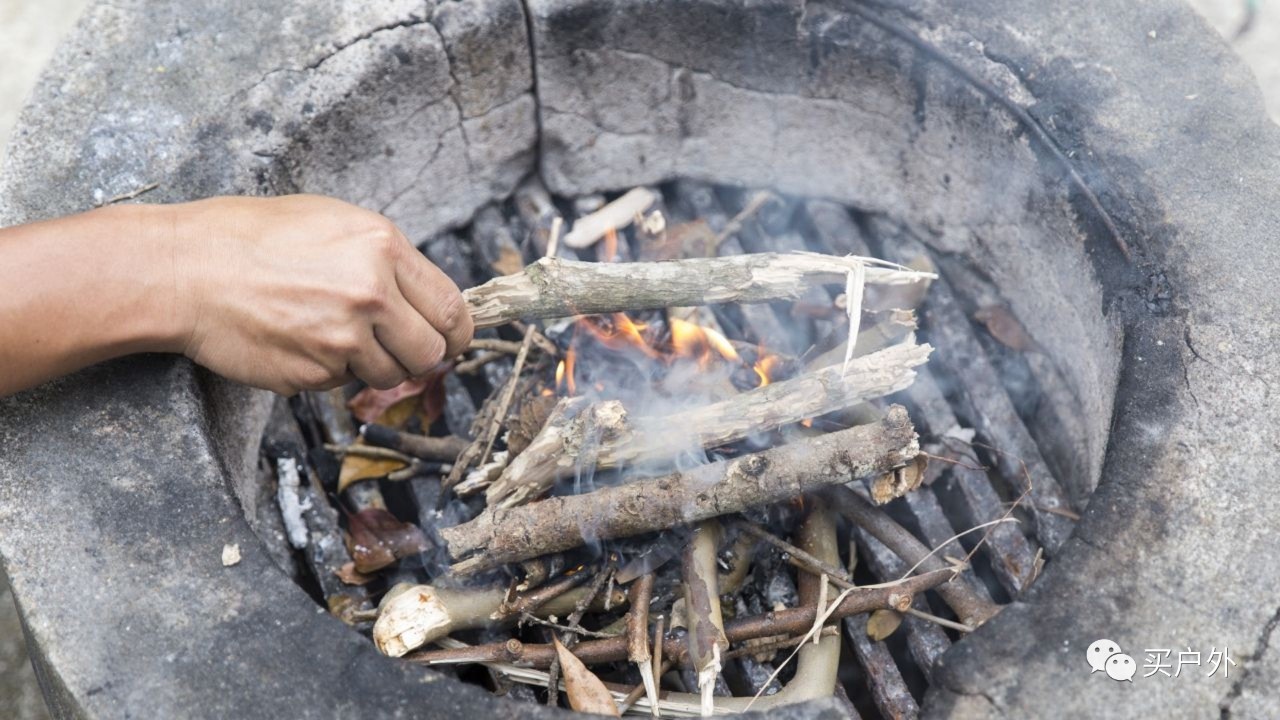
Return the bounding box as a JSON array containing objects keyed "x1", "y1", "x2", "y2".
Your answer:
[{"x1": 0, "y1": 194, "x2": 473, "y2": 397}]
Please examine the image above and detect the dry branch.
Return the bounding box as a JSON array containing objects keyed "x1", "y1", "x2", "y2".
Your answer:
[
  {"x1": 441, "y1": 405, "x2": 919, "y2": 574},
  {"x1": 824, "y1": 485, "x2": 1000, "y2": 627},
  {"x1": 407, "y1": 568, "x2": 954, "y2": 670},
  {"x1": 358, "y1": 425, "x2": 469, "y2": 462},
  {"x1": 463, "y1": 252, "x2": 935, "y2": 329},
  {"x1": 485, "y1": 342, "x2": 932, "y2": 508}
]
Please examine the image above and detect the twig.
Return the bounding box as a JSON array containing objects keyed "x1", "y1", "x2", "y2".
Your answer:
[
  {"x1": 372, "y1": 579, "x2": 622, "y2": 657},
  {"x1": 463, "y1": 252, "x2": 936, "y2": 329},
  {"x1": 454, "y1": 352, "x2": 507, "y2": 376},
  {"x1": 485, "y1": 343, "x2": 931, "y2": 508},
  {"x1": 95, "y1": 181, "x2": 159, "y2": 207},
  {"x1": 683, "y1": 521, "x2": 727, "y2": 716},
  {"x1": 359, "y1": 425, "x2": 469, "y2": 462},
  {"x1": 823, "y1": 485, "x2": 1001, "y2": 627},
  {"x1": 562, "y1": 187, "x2": 658, "y2": 249},
  {"x1": 627, "y1": 574, "x2": 659, "y2": 716},
  {"x1": 406, "y1": 568, "x2": 954, "y2": 669},
  {"x1": 441, "y1": 406, "x2": 920, "y2": 574},
  {"x1": 464, "y1": 338, "x2": 528, "y2": 355},
  {"x1": 323, "y1": 443, "x2": 414, "y2": 463},
  {"x1": 742, "y1": 505, "x2": 844, "y2": 712},
  {"x1": 712, "y1": 191, "x2": 772, "y2": 249}
]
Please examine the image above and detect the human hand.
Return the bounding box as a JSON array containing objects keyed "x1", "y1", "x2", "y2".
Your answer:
[{"x1": 169, "y1": 195, "x2": 472, "y2": 395}]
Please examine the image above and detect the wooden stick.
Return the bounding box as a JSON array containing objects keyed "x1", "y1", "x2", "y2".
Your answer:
[
  {"x1": 823, "y1": 485, "x2": 1000, "y2": 627},
  {"x1": 683, "y1": 521, "x2": 727, "y2": 716},
  {"x1": 407, "y1": 568, "x2": 954, "y2": 669},
  {"x1": 359, "y1": 424, "x2": 469, "y2": 462},
  {"x1": 441, "y1": 406, "x2": 919, "y2": 574},
  {"x1": 485, "y1": 342, "x2": 932, "y2": 508},
  {"x1": 562, "y1": 187, "x2": 657, "y2": 249},
  {"x1": 463, "y1": 253, "x2": 935, "y2": 329}
]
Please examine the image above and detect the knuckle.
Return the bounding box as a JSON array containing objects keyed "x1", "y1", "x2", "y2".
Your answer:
[
  {"x1": 348, "y1": 279, "x2": 389, "y2": 313},
  {"x1": 321, "y1": 329, "x2": 362, "y2": 357},
  {"x1": 368, "y1": 222, "x2": 403, "y2": 259}
]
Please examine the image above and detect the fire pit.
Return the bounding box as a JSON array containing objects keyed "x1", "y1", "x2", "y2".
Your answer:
[{"x1": 2, "y1": 0, "x2": 1279, "y2": 717}]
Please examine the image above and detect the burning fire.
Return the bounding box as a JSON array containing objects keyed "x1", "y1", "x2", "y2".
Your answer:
[
  {"x1": 555, "y1": 311, "x2": 787, "y2": 398},
  {"x1": 669, "y1": 317, "x2": 741, "y2": 368}
]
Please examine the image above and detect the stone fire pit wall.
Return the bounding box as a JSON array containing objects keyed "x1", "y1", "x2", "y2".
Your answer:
[{"x1": 2, "y1": 0, "x2": 1279, "y2": 718}]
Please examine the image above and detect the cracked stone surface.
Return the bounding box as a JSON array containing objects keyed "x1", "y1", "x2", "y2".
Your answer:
[{"x1": 2, "y1": 0, "x2": 1280, "y2": 718}]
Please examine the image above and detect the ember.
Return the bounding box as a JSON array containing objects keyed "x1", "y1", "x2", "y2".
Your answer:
[{"x1": 262, "y1": 180, "x2": 1080, "y2": 718}]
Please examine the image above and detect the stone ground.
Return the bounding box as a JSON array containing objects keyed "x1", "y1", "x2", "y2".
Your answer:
[{"x1": 0, "y1": 0, "x2": 1276, "y2": 716}]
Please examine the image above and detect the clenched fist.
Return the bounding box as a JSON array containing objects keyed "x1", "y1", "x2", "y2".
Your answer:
[{"x1": 0, "y1": 194, "x2": 473, "y2": 397}]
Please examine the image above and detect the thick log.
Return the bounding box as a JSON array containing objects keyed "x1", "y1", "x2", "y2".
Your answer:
[
  {"x1": 463, "y1": 253, "x2": 934, "y2": 329},
  {"x1": 441, "y1": 406, "x2": 920, "y2": 574},
  {"x1": 486, "y1": 342, "x2": 932, "y2": 508}
]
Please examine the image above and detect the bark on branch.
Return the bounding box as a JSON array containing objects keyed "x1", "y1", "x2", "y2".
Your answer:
[
  {"x1": 463, "y1": 252, "x2": 936, "y2": 329},
  {"x1": 486, "y1": 343, "x2": 931, "y2": 508},
  {"x1": 405, "y1": 567, "x2": 954, "y2": 669},
  {"x1": 440, "y1": 405, "x2": 919, "y2": 574}
]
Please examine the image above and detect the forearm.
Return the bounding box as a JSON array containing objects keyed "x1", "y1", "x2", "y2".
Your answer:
[{"x1": 0, "y1": 204, "x2": 188, "y2": 397}]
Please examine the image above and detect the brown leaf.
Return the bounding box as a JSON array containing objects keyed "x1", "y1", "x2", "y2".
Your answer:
[
  {"x1": 376, "y1": 394, "x2": 421, "y2": 429},
  {"x1": 553, "y1": 636, "x2": 620, "y2": 716},
  {"x1": 345, "y1": 509, "x2": 431, "y2": 574},
  {"x1": 337, "y1": 452, "x2": 409, "y2": 493},
  {"x1": 974, "y1": 305, "x2": 1043, "y2": 354},
  {"x1": 349, "y1": 377, "x2": 431, "y2": 424},
  {"x1": 866, "y1": 609, "x2": 903, "y2": 642},
  {"x1": 335, "y1": 562, "x2": 377, "y2": 586}
]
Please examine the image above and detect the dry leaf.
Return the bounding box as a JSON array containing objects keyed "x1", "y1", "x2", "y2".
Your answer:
[
  {"x1": 866, "y1": 609, "x2": 904, "y2": 642},
  {"x1": 337, "y1": 452, "x2": 409, "y2": 493},
  {"x1": 335, "y1": 561, "x2": 377, "y2": 586},
  {"x1": 376, "y1": 394, "x2": 421, "y2": 429},
  {"x1": 973, "y1": 305, "x2": 1043, "y2": 354},
  {"x1": 345, "y1": 508, "x2": 431, "y2": 574},
  {"x1": 349, "y1": 377, "x2": 432, "y2": 424},
  {"x1": 553, "y1": 636, "x2": 620, "y2": 716}
]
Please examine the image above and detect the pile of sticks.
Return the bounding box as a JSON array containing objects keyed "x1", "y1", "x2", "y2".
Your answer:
[{"x1": 263, "y1": 180, "x2": 1075, "y2": 718}]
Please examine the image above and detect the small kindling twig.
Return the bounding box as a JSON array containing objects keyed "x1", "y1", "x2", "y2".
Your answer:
[
  {"x1": 627, "y1": 574, "x2": 659, "y2": 716},
  {"x1": 823, "y1": 485, "x2": 1002, "y2": 628},
  {"x1": 712, "y1": 191, "x2": 772, "y2": 249},
  {"x1": 683, "y1": 521, "x2": 728, "y2": 717}
]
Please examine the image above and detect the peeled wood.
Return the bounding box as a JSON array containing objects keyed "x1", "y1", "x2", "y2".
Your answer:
[
  {"x1": 463, "y1": 252, "x2": 935, "y2": 329},
  {"x1": 441, "y1": 406, "x2": 919, "y2": 574},
  {"x1": 486, "y1": 342, "x2": 932, "y2": 508}
]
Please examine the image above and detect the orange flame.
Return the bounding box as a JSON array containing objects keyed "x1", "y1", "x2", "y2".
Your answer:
[
  {"x1": 753, "y1": 353, "x2": 782, "y2": 387},
  {"x1": 557, "y1": 348, "x2": 577, "y2": 395},
  {"x1": 578, "y1": 313, "x2": 660, "y2": 359},
  {"x1": 669, "y1": 317, "x2": 741, "y2": 370}
]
